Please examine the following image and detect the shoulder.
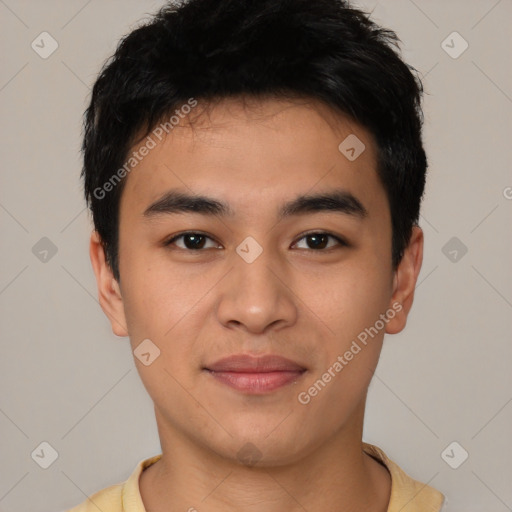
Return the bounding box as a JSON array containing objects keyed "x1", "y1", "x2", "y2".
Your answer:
[
  {"x1": 363, "y1": 442, "x2": 446, "y2": 512},
  {"x1": 65, "y1": 454, "x2": 162, "y2": 512},
  {"x1": 66, "y1": 483, "x2": 123, "y2": 511}
]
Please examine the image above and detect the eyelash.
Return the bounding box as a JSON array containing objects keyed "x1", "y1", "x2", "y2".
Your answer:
[{"x1": 163, "y1": 231, "x2": 349, "y2": 251}]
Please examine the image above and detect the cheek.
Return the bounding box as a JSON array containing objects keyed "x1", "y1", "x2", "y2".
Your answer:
[
  {"x1": 300, "y1": 262, "x2": 392, "y2": 340},
  {"x1": 119, "y1": 244, "x2": 187, "y2": 333},
  {"x1": 119, "y1": 255, "x2": 211, "y2": 375}
]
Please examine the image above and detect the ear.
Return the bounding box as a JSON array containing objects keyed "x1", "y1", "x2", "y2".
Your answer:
[
  {"x1": 385, "y1": 226, "x2": 424, "y2": 335},
  {"x1": 89, "y1": 230, "x2": 128, "y2": 337}
]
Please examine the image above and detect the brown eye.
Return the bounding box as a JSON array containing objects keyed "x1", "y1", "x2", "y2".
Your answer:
[
  {"x1": 294, "y1": 232, "x2": 348, "y2": 250},
  {"x1": 165, "y1": 232, "x2": 219, "y2": 250}
]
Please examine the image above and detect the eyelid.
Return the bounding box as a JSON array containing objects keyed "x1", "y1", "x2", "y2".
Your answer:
[
  {"x1": 164, "y1": 230, "x2": 349, "y2": 250},
  {"x1": 164, "y1": 231, "x2": 220, "y2": 248},
  {"x1": 292, "y1": 231, "x2": 349, "y2": 249}
]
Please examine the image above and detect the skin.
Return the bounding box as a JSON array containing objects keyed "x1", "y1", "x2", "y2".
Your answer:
[{"x1": 90, "y1": 96, "x2": 423, "y2": 512}]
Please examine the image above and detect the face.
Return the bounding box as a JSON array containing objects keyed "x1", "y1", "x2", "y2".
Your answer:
[{"x1": 91, "y1": 96, "x2": 423, "y2": 466}]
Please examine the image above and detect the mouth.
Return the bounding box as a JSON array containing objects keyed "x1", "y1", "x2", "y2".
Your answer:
[{"x1": 203, "y1": 354, "x2": 307, "y2": 394}]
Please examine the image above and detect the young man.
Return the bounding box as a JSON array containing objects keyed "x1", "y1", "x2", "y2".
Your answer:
[{"x1": 70, "y1": 0, "x2": 445, "y2": 510}]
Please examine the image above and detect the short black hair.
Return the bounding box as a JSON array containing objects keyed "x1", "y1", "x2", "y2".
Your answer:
[{"x1": 82, "y1": 0, "x2": 427, "y2": 282}]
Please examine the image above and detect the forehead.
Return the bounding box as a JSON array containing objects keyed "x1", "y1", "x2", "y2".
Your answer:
[{"x1": 119, "y1": 96, "x2": 385, "y2": 221}]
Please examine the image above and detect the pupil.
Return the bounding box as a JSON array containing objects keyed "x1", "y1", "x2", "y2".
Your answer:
[
  {"x1": 185, "y1": 234, "x2": 204, "y2": 249},
  {"x1": 308, "y1": 234, "x2": 327, "y2": 249}
]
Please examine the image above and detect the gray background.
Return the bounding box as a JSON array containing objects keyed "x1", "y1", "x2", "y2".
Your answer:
[{"x1": 0, "y1": 0, "x2": 511, "y2": 511}]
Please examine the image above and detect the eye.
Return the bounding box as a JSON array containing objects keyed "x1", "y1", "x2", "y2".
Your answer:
[
  {"x1": 163, "y1": 231, "x2": 348, "y2": 252},
  {"x1": 293, "y1": 232, "x2": 348, "y2": 250},
  {"x1": 164, "y1": 232, "x2": 220, "y2": 250}
]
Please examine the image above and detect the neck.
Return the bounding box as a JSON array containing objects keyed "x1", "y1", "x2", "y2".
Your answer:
[{"x1": 140, "y1": 400, "x2": 391, "y2": 512}]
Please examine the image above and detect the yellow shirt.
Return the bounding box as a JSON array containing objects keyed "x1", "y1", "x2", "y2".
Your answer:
[{"x1": 67, "y1": 442, "x2": 445, "y2": 511}]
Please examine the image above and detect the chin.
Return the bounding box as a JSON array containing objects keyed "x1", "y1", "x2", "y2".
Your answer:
[{"x1": 209, "y1": 430, "x2": 310, "y2": 468}]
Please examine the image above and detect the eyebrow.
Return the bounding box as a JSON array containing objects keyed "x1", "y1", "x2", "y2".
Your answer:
[{"x1": 143, "y1": 189, "x2": 368, "y2": 220}]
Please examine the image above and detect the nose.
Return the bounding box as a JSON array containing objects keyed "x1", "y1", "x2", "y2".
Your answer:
[{"x1": 215, "y1": 248, "x2": 298, "y2": 334}]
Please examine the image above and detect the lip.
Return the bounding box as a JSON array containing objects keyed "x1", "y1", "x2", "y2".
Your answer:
[
  {"x1": 204, "y1": 354, "x2": 307, "y2": 373},
  {"x1": 203, "y1": 354, "x2": 307, "y2": 394}
]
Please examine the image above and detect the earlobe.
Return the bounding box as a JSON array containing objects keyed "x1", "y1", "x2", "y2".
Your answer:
[
  {"x1": 385, "y1": 226, "x2": 424, "y2": 335},
  {"x1": 89, "y1": 230, "x2": 129, "y2": 337}
]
